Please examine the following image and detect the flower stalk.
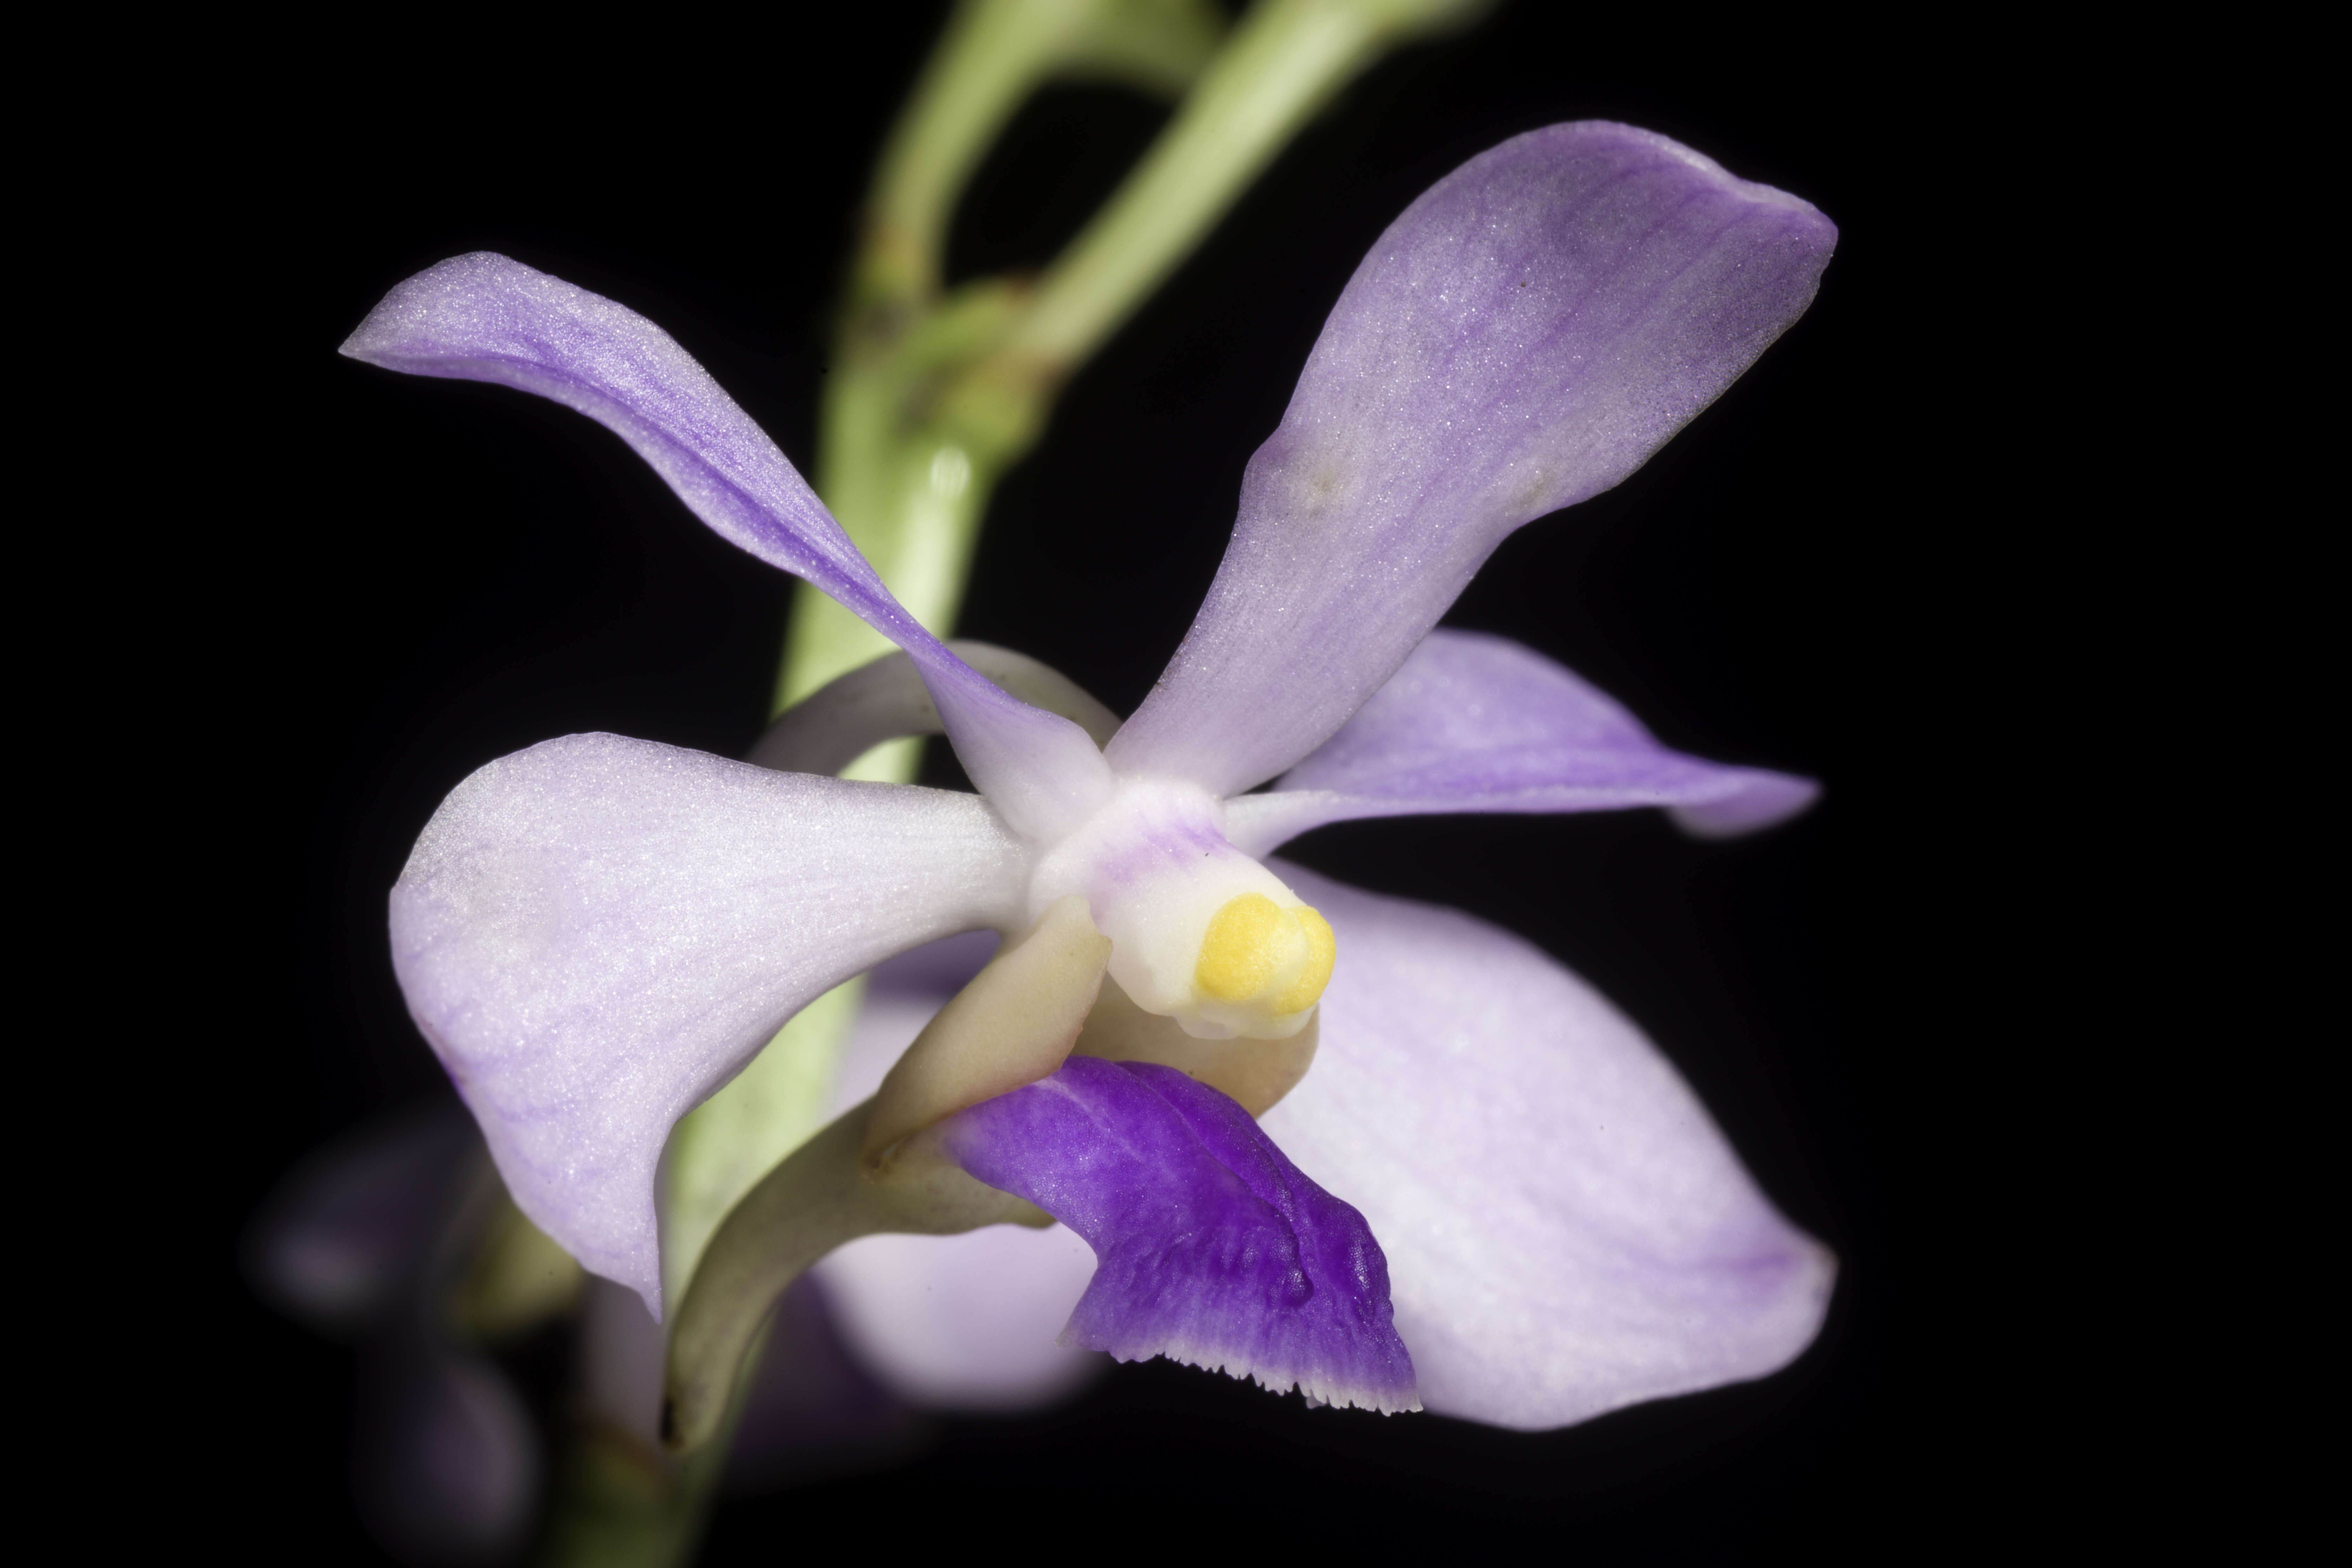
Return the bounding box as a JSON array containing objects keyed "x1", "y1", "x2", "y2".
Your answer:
[{"x1": 780, "y1": 0, "x2": 1492, "y2": 764}]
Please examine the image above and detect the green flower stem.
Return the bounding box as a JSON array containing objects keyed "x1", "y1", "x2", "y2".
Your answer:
[
  {"x1": 782, "y1": 0, "x2": 1228, "y2": 735},
  {"x1": 533, "y1": 1323, "x2": 767, "y2": 1568},
  {"x1": 660, "y1": 979, "x2": 864, "y2": 1306},
  {"x1": 859, "y1": 0, "x2": 1227, "y2": 313},
  {"x1": 987, "y1": 0, "x2": 1489, "y2": 377},
  {"x1": 780, "y1": 0, "x2": 1488, "y2": 733}
]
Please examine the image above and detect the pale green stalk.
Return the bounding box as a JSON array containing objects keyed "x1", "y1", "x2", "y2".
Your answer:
[
  {"x1": 779, "y1": 0, "x2": 1488, "y2": 747},
  {"x1": 779, "y1": 0, "x2": 1229, "y2": 739},
  {"x1": 984, "y1": 0, "x2": 1491, "y2": 389}
]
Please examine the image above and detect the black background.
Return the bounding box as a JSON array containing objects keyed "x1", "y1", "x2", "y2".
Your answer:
[{"x1": 123, "y1": 3, "x2": 2082, "y2": 1560}]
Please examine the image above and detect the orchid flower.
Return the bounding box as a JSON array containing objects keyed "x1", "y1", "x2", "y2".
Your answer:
[{"x1": 344, "y1": 121, "x2": 1837, "y2": 1442}]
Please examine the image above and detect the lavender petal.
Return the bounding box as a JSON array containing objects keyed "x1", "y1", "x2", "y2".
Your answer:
[
  {"x1": 1223, "y1": 630, "x2": 1816, "y2": 854},
  {"x1": 938, "y1": 1056, "x2": 1418, "y2": 1413},
  {"x1": 341, "y1": 253, "x2": 1109, "y2": 840},
  {"x1": 1258, "y1": 865, "x2": 1833, "y2": 1430},
  {"x1": 1107, "y1": 123, "x2": 1836, "y2": 796},
  {"x1": 390, "y1": 732, "x2": 1028, "y2": 1316}
]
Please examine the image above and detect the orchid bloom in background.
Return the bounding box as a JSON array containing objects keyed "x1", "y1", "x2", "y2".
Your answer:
[{"x1": 344, "y1": 122, "x2": 1838, "y2": 1443}]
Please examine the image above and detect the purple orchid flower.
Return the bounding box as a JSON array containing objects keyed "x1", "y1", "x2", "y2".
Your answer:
[{"x1": 344, "y1": 121, "x2": 1837, "y2": 1430}]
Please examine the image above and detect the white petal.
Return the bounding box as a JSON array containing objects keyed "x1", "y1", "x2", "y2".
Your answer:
[
  {"x1": 391, "y1": 734, "x2": 1028, "y2": 1316},
  {"x1": 1259, "y1": 865, "x2": 1832, "y2": 1429}
]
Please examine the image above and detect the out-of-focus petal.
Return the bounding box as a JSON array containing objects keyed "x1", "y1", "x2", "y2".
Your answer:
[
  {"x1": 354, "y1": 1320, "x2": 541, "y2": 1565},
  {"x1": 939, "y1": 1057, "x2": 1419, "y2": 1414},
  {"x1": 243, "y1": 1101, "x2": 479, "y2": 1335},
  {"x1": 1108, "y1": 123, "x2": 1836, "y2": 796},
  {"x1": 341, "y1": 253, "x2": 1109, "y2": 839},
  {"x1": 1223, "y1": 630, "x2": 1816, "y2": 854},
  {"x1": 389, "y1": 732, "x2": 1028, "y2": 1317},
  {"x1": 249, "y1": 1103, "x2": 543, "y2": 1559},
  {"x1": 817, "y1": 1229, "x2": 1107, "y2": 1413},
  {"x1": 811, "y1": 936, "x2": 1107, "y2": 1412},
  {"x1": 1258, "y1": 865, "x2": 1832, "y2": 1430},
  {"x1": 579, "y1": 1275, "x2": 667, "y2": 1446}
]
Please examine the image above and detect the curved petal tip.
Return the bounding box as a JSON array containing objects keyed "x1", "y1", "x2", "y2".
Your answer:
[
  {"x1": 1110, "y1": 120, "x2": 1836, "y2": 797},
  {"x1": 1672, "y1": 771, "x2": 1821, "y2": 839}
]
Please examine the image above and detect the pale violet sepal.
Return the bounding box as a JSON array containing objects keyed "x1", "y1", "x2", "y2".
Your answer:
[
  {"x1": 1108, "y1": 121, "x2": 1836, "y2": 797},
  {"x1": 817, "y1": 1229, "x2": 1106, "y2": 1410},
  {"x1": 389, "y1": 734, "x2": 1029, "y2": 1316},
  {"x1": 1223, "y1": 629, "x2": 1816, "y2": 855},
  {"x1": 1257, "y1": 865, "x2": 1832, "y2": 1429},
  {"x1": 339, "y1": 253, "x2": 1110, "y2": 841}
]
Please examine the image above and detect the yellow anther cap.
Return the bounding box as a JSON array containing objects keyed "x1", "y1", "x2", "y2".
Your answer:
[
  {"x1": 1275, "y1": 907, "x2": 1336, "y2": 1017},
  {"x1": 1195, "y1": 893, "x2": 1336, "y2": 1022}
]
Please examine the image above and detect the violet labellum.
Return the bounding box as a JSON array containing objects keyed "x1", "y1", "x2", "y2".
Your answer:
[{"x1": 345, "y1": 121, "x2": 1838, "y2": 1437}]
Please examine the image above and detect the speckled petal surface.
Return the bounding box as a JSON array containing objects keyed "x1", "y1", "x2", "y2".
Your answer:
[
  {"x1": 1222, "y1": 630, "x2": 1816, "y2": 854},
  {"x1": 939, "y1": 1057, "x2": 1418, "y2": 1413},
  {"x1": 1258, "y1": 865, "x2": 1832, "y2": 1430},
  {"x1": 389, "y1": 733, "x2": 1029, "y2": 1316},
  {"x1": 1107, "y1": 123, "x2": 1836, "y2": 796},
  {"x1": 341, "y1": 254, "x2": 1109, "y2": 840}
]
